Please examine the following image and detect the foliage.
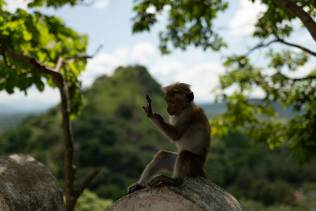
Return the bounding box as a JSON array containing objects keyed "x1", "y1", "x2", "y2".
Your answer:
[
  {"x1": 76, "y1": 190, "x2": 112, "y2": 211},
  {"x1": 206, "y1": 132, "x2": 316, "y2": 206},
  {"x1": 133, "y1": 0, "x2": 227, "y2": 53},
  {"x1": 3, "y1": 0, "x2": 82, "y2": 8},
  {"x1": 0, "y1": 0, "x2": 88, "y2": 115},
  {"x1": 241, "y1": 195, "x2": 316, "y2": 211},
  {"x1": 132, "y1": 0, "x2": 316, "y2": 161}
]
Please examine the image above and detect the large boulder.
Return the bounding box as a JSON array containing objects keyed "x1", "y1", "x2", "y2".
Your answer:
[
  {"x1": 0, "y1": 154, "x2": 64, "y2": 211},
  {"x1": 109, "y1": 177, "x2": 243, "y2": 211}
]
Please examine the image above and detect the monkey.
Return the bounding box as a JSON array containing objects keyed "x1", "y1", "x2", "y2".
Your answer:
[{"x1": 128, "y1": 83, "x2": 211, "y2": 194}]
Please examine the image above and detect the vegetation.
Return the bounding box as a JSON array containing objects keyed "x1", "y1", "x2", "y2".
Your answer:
[
  {"x1": 76, "y1": 190, "x2": 112, "y2": 211},
  {"x1": 132, "y1": 0, "x2": 316, "y2": 162},
  {"x1": 1, "y1": 66, "x2": 315, "y2": 210},
  {"x1": 0, "y1": 0, "x2": 95, "y2": 210}
]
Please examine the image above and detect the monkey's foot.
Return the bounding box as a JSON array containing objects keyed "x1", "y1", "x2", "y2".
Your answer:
[
  {"x1": 127, "y1": 183, "x2": 145, "y2": 194},
  {"x1": 148, "y1": 175, "x2": 183, "y2": 187}
]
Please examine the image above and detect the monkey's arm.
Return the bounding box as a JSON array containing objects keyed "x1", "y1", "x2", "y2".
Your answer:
[
  {"x1": 143, "y1": 95, "x2": 186, "y2": 141},
  {"x1": 150, "y1": 115, "x2": 186, "y2": 141}
]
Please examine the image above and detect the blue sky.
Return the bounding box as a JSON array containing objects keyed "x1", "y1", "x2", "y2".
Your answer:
[{"x1": 1, "y1": 0, "x2": 315, "y2": 111}]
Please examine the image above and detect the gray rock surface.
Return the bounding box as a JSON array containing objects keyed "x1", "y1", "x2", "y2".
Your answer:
[
  {"x1": 0, "y1": 154, "x2": 64, "y2": 211},
  {"x1": 109, "y1": 177, "x2": 243, "y2": 211}
]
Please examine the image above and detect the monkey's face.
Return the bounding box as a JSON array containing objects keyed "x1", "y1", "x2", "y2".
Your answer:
[{"x1": 165, "y1": 92, "x2": 188, "y2": 116}]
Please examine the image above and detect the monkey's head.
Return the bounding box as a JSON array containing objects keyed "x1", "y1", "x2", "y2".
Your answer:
[{"x1": 163, "y1": 83, "x2": 194, "y2": 116}]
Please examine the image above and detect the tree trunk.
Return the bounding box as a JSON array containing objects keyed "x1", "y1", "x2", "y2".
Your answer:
[
  {"x1": 272, "y1": 0, "x2": 316, "y2": 42},
  {"x1": 58, "y1": 79, "x2": 76, "y2": 211}
]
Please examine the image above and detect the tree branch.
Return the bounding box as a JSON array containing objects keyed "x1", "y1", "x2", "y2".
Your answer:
[
  {"x1": 74, "y1": 168, "x2": 101, "y2": 200},
  {"x1": 275, "y1": 36, "x2": 316, "y2": 57},
  {"x1": 272, "y1": 0, "x2": 316, "y2": 42},
  {"x1": 292, "y1": 76, "x2": 316, "y2": 82},
  {"x1": 64, "y1": 44, "x2": 103, "y2": 62},
  {"x1": 55, "y1": 57, "x2": 64, "y2": 72},
  {"x1": 2, "y1": 47, "x2": 60, "y2": 77},
  {"x1": 2, "y1": 44, "x2": 103, "y2": 79},
  {"x1": 279, "y1": 72, "x2": 316, "y2": 82},
  {"x1": 246, "y1": 36, "x2": 316, "y2": 58},
  {"x1": 246, "y1": 39, "x2": 278, "y2": 56}
]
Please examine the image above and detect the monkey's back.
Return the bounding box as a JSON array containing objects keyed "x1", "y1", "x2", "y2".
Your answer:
[{"x1": 175, "y1": 105, "x2": 210, "y2": 156}]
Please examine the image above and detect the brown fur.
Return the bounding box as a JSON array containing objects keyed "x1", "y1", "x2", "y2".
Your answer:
[{"x1": 128, "y1": 83, "x2": 211, "y2": 193}]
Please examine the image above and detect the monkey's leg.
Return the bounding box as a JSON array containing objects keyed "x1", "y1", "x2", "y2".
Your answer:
[
  {"x1": 148, "y1": 175, "x2": 183, "y2": 187},
  {"x1": 175, "y1": 150, "x2": 207, "y2": 177},
  {"x1": 148, "y1": 150, "x2": 205, "y2": 188},
  {"x1": 139, "y1": 150, "x2": 177, "y2": 184},
  {"x1": 148, "y1": 150, "x2": 201, "y2": 187},
  {"x1": 128, "y1": 150, "x2": 176, "y2": 194}
]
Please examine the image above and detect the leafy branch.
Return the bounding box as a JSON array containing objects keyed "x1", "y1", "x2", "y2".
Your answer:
[
  {"x1": 246, "y1": 36, "x2": 316, "y2": 57},
  {"x1": 1, "y1": 44, "x2": 101, "y2": 211},
  {"x1": 272, "y1": 0, "x2": 316, "y2": 41}
]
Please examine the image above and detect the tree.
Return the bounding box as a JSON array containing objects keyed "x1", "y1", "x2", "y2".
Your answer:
[
  {"x1": 131, "y1": 0, "x2": 316, "y2": 162},
  {"x1": 0, "y1": 0, "x2": 99, "y2": 210}
]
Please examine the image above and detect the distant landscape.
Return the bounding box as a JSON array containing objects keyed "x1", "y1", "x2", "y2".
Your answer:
[
  {"x1": 0, "y1": 97, "x2": 292, "y2": 133},
  {"x1": 0, "y1": 102, "x2": 51, "y2": 132}
]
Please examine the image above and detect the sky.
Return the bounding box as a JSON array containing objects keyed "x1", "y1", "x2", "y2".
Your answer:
[{"x1": 1, "y1": 0, "x2": 315, "y2": 112}]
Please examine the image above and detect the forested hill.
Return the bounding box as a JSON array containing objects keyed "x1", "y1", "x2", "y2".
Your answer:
[{"x1": 0, "y1": 65, "x2": 174, "y2": 199}]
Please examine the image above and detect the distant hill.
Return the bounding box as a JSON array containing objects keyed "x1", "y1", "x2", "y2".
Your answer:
[
  {"x1": 200, "y1": 102, "x2": 226, "y2": 118},
  {"x1": 201, "y1": 99, "x2": 293, "y2": 119},
  {"x1": 0, "y1": 113, "x2": 32, "y2": 133},
  {"x1": 0, "y1": 101, "x2": 52, "y2": 132}
]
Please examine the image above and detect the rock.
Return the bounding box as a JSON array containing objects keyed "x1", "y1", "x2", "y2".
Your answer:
[
  {"x1": 109, "y1": 177, "x2": 243, "y2": 211},
  {"x1": 0, "y1": 154, "x2": 64, "y2": 211}
]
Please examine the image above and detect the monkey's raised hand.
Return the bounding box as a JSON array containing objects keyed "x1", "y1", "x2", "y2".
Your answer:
[
  {"x1": 142, "y1": 95, "x2": 154, "y2": 117},
  {"x1": 142, "y1": 96, "x2": 164, "y2": 122}
]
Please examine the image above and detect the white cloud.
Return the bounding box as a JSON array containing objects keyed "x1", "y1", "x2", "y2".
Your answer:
[
  {"x1": 229, "y1": 0, "x2": 267, "y2": 36},
  {"x1": 4, "y1": 0, "x2": 30, "y2": 12},
  {"x1": 150, "y1": 59, "x2": 184, "y2": 84},
  {"x1": 93, "y1": 0, "x2": 110, "y2": 10},
  {"x1": 81, "y1": 42, "x2": 158, "y2": 87},
  {"x1": 80, "y1": 50, "x2": 125, "y2": 86},
  {"x1": 0, "y1": 86, "x2": 59, "y2": 111},
  {"x1": 130, "y1": 43, "x2": 157, "y2": 64},
  {"x1": 81, "y1": 42, "x2": 224, "y2": 103},
  {"x1": 169, "y1": 63, "x2": 224, "y2": 102}
]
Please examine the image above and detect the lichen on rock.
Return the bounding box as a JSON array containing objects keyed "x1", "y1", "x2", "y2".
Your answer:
[{"x1": 0, "y1": 154, "x2": 64, "y2": 211}]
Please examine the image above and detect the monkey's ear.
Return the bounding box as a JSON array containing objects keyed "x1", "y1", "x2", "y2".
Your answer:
[{"x1": 187, "y1": 92, "x2": 194, "y2": 102}]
